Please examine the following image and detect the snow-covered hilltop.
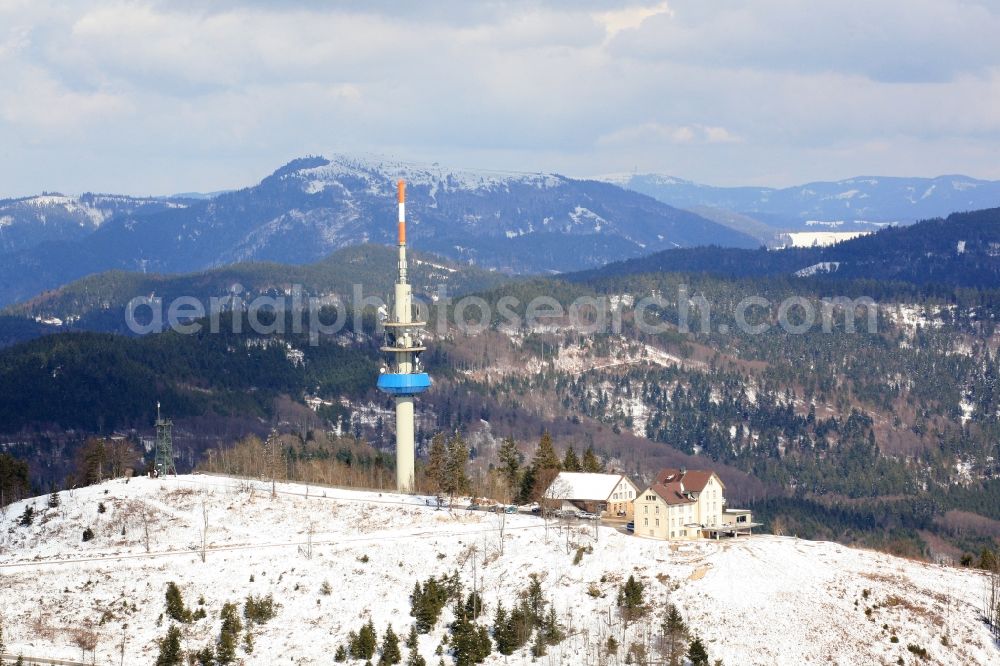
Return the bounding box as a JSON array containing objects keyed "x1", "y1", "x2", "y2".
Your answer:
[
  {"x1": 297, "y1": 154, "x2": 566, "y2": 197},
  {"x1": 1, "y1": 475, "x2": 995, "y2": 665}
]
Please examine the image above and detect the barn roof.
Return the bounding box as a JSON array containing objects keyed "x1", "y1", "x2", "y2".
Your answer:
[{"x1": 545, "y1": 472, "x2": 634, "y2": 501}]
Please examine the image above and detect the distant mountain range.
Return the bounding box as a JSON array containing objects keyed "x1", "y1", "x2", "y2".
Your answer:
[
  {"x1": 0, "y1": 156, "x2": 755, "y2": 307},
  {"x1": 5, "y1": 158, "x2": 999, "y2": 310},
  {"x1": 605, "y1": 173, "x2": 1000, "y2": 241},
  {"x1": 569, "y1": 207, "x2": 1000, "y2": 290}
]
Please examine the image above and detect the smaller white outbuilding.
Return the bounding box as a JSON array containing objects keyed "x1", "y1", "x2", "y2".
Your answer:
[{"x1": 541, "y1": 471, "x2": 639, "y2": 519}]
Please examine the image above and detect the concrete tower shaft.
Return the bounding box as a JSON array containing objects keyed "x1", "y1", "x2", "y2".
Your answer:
[{"x1": 377, "y1": 179, "x2": 431, "y2": 493}]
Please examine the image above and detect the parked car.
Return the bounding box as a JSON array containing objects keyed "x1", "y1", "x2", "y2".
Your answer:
[
  {"x1": 503, "y1": 505, "x2": 518, "y2": 514},
  {"x1": 576, "y1": 510, "x2": 599, "y2": 520},
  {"x1": 626, "y1": 522, "x2": 635, "y2": 533},
  {"x1": 466, "y1": 502, "x2": 481, "y2": 511},
  {"x1": 530, "y1": 504, "x2": 541, "y2": 515}
]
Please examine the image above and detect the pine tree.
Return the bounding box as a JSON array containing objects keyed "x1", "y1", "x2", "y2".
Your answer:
[
  {"x1": 617, "y1": 575, "x2": 645, "y2": 624},
  {"x1": 492, "y1": 602, "x2": 515, "y2": 656},
  {"x1": 517, "y1": 464, "x2": 537, "y2": 505},
  {"x1": 606, "y1": 635, "x2": 619, "y2": 657},
  {"x1": 524, "y1": 574, "x2": 545, "y2": 623},
  {"x1": 411, "y1": 577, "x2": 450, "y2": 633},
  {"x1": 464, "y1": 590, "x2": 483, "y2": 620},
  {"x1": 379, "y1": 624, "x2": 402, "y2": 665},
  {"x1": 404, "y1": 624, "x2": 426, "y2": 666},
  {"x1": 532, "y1": 432, "x2": 561, "y2": 471},
  {"x1": 450, "y1": 610, "x2": 491, "y2": 666},
  {"x1": 581, "y1": 445, "x2": 603, "y2": 473},
  {"x1": 165, "y1": 582, "x2": 191, "y2": 622},
  {"x1": 475, "y1": 626, "x2": 492, "y2": 662},
  {"x1": 541, "y1": 606, "x2": 564, "y2": 645},
  {"x1": 155, "y1": 626, "x2": 183, "y2": 666},
  {"x1": 334, "y1": 645, "x2": 348, "y2": 662},
  {"x1": 47, "y1": 488, "x2": 60, "y2": 508},
  {"x1": 444, "y1": 433, "x2": 470, "y2": 499},
  {"x1": 497, "y1": 437, "x2": 521, "y2": 499},
  {"x1": 355, "y1": 619, "x2": 378, "y2": 660},
  {"x1": 510, "y1": 601, "x2": 533, "y2": 649},
  {"x1": 18, "y1": 504, "x2": 33, "y2": 526},
  {"x1": 562, "y1": 446, "x2": 581, "y2": 472},
  {"x1": 686, "y1": 636, "x2": 710, "y2": 666},
  {"x1": 217, "y1": 602, "x2": 242, "y2": 665},
  {"x1": 530, "y1": 631, "x2": 547, "y2": 657},
  {"x1": 661, "y1": 603, "x2": 689, "y2": 666},
  {"x1": 216, "y1": 631, "x2": 237, "y2": 665},
  {"x1": 426, "y1": 434, "x2": 448, "y2": 493},
  {"x1": 195, "y1": 645, "x2": 216, "y2": 666}
]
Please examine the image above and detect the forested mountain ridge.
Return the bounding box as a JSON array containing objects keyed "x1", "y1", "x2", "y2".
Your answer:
[
  {"x1": 0, "y1": 244, "x2": 509, "y2": 343},
  {"x1": 422, "y1": 268, "x2": 1000, "y2": 557},
  {"x1": 0, "y1": 155, "x2": 755, "y2": 307},
  {"x1": 0, "y1": 311, "x2": 379, "y2": 487},
  {"x1": 570, "y1": 207, "x2": 1000, "y2": 291}
]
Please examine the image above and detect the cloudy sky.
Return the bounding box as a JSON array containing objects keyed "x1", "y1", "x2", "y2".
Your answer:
[{"x1": 2, "y1": 0, "x2": 999, "y2": 197}]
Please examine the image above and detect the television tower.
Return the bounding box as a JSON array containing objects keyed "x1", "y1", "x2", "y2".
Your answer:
[
  {"x1": 154, "y1": 402, "x2": 176, "y2": 477},
  {"x1": 377, "y1": 180, "x2": 431, "y2": 493}
]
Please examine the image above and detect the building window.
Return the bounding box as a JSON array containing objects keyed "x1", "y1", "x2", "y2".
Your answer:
[
  {"x1": 655, "y1": 505, "x2": 659, "y2": 514},
  {"x1": 644, "y1": 506, "x2": 648, "y2": 514},
  {"x1": 655, "y1": 519, "x2": 659, "y2": 527},
  {"x1": 644, "y1": 518, "x2": 648, "y2": 527}
]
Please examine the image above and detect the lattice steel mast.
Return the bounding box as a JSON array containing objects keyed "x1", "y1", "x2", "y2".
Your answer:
[{"x1": 154, "y1": 402, "x2": 176, "y2": 477}]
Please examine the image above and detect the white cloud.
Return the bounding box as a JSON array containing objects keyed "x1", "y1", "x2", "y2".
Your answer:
[
  {"x1": 593, "y1": 2, "x2": 672, "y2": 39},
  {"x1": 598, "y1": 122, "x2": 740, "y2": 146},
  {"x1": 612, "y1": 0, "x2": 1000, "y2": 83},
  {"x1": 0, "y1": 0, "x2": 998, "y2": 196}
]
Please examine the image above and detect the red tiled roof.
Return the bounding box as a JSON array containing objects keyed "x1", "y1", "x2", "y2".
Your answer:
[
  {"x1": 654, "y1": 468, "x2": 723, "y2": 492},
  {"x1": 649, "y1": 481, "x2": 697, "y2": 506}
]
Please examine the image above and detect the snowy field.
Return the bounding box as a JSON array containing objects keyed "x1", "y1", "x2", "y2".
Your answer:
[
  {"x1": 784, "y1": 231, "x2": 871, "y2": 247},
  {"x1": 0, "y1": 475, "x2": 996, "y2": 665}
]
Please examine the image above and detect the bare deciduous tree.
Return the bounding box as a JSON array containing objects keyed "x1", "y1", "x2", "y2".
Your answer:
[
  {"x1": 200, "y1": 497, "x2": 209, "y2": 563},
  {"x1": 541, "y1": 474, "x2": 572, "y2": 544}
]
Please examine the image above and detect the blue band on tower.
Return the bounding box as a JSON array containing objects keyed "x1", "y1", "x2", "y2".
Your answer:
[{"x1": 378, "y1": 372, "x2": 432, "y2": 395}]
